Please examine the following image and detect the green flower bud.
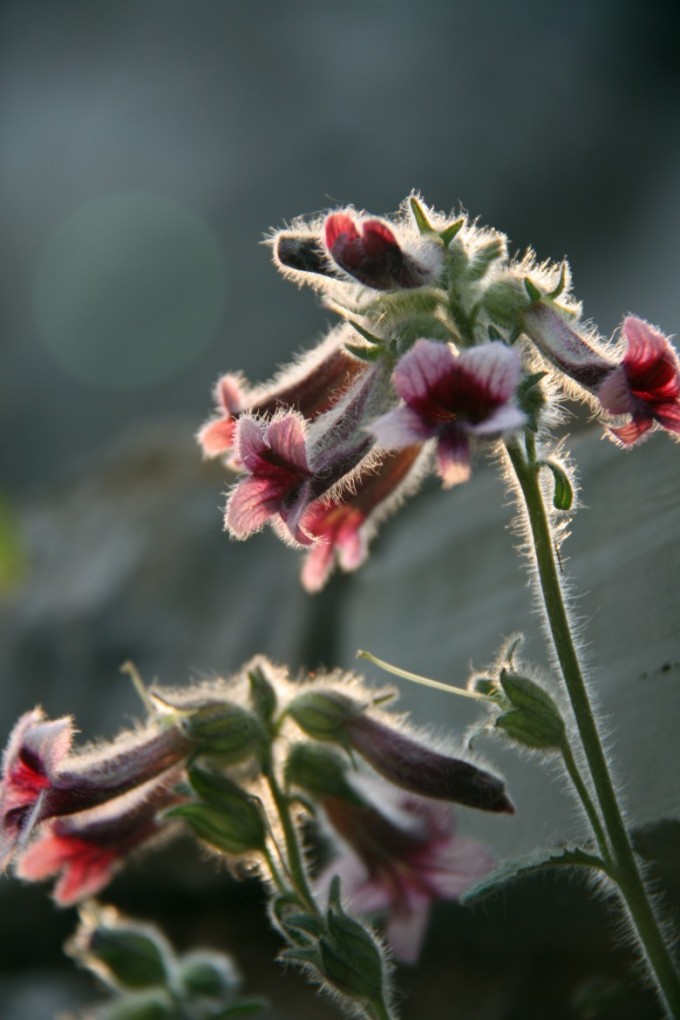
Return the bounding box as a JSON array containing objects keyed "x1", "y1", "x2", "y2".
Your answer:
[
  {"x1": 285, "y1": 743, "x2": 363, "y2": 804},
  {"x1": 496, "y1": 672, "x2": 566, "y2": 750},
  {"x1": 287, "y1": 690, "x2": 359, "y2": 743},
  {"x1": 86, "y1": 922, "x2": 171, "y2": 991},
  {"x1": 483, "y1": 278, "x2": 530, "y2": 328},
  {"x1": 177, "y1": 949, "x2": 240, "y2": 999},
  {"x1": 248, "y1": 664, "x2": 278, "y2": 727},
  {"x1": 170, "y1": 768, "x2": 266, "y2": 854},
  {"x1": 182, "y1": 703, "x2": 266, "y2": 764}
]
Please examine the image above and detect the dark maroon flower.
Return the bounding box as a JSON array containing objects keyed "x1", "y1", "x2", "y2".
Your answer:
[
  {"x1": 597, "y1": 316, "x2": 680, "y2": 445},
  {"x1": 324, "y1": 213, "x2": 435, "y2": 290},
  {"x1": 371, "y1": 339, "x2": 526, "y2": 487}
]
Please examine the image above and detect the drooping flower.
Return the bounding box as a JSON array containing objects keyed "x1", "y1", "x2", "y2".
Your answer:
[
  {"x1": 287, "y1": 689, "x2": 514, "y2": 813},
  {"x1": 324, "y1": 212, "x2": 438, "y2": 291},
  {"x1": 317, "y1": 781, "x2": 494, "y2": 963},
  {"x1": 521, "y1": 301, "x2": 616, "y2": 391},
  {"x1": 15, "y1": 776, "x2": 182, "y2": 905},
  {"x1": 0, "y1": 709, "x2": 73, "y2": 868},
  {"x1": 198, "y1": 327, "x2": 367, "y2": 462},
  {"x1": 370, "y1": 339, "x2": 526, "y2": 487},
  {"x1": 597, "y1": 316, "x2": 680, "y2": 445},
  {"x1": 225, "y1": 359, "x2": 392, "y2": 546},
  {"x1": 299, "y1": 446, "x2": 426, "y2": 592},
  {"x1": 0, "y1": 709, "x2": 191, "y2": 869}
]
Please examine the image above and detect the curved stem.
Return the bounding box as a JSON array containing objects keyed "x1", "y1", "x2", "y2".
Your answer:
[
  {"x1": 505, "y1": 435, "x2": 680, "y2": 1017},
  {"x1": 560, "y1": 740, "x2": 611, "y2": 868},
  {"x1": 265, "y1": 765, "x2": 319, "y2": 915}
]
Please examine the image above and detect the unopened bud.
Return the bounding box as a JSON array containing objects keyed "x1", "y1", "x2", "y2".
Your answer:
[
  {"x1": 177, "y1": 949, "x2": 240, "y2": 999},
  {"x1": 248, "y1": 664, "x2": 278, "y2": 727},
  {"x1": 285, "y1": 743, "x2": 363, "y2": 804},
  {"x1": 287, "y1": 690, "x2": 358, "y2": 743},
  {"x1": 75, "y1": 915, "x2": 172, "y2": 991},
  {"x1": 496, "y1": 672, "x2": 565, "y2": 750},
  {"x1": 181, "y1": 703, "x2": 266, "y2": 765},
  {"x1": 170, "y1": 766, "x2": 266, "y2": 854}
]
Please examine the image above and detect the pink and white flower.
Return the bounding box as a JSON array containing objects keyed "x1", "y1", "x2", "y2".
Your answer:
[
  {"x1": 370, "y1": 339, "x2": 526, "y2": 487},
  {"x1": 597, "y1": 316, "x2": 680, "y2": 445},
  {"x1": 317, "y1": 785, "x2": 494, "y2": 963}
]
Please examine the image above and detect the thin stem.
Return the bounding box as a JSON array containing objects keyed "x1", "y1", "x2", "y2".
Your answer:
[
  {"x1": 265, "y1": 765, "x2": 319, "y2": 915},
  {"x1": 505, "y1": 435, "x2": 680, "y2": 1016},
  {"x1": 262, "y1": 842, "x2": 289, "y2": 896},
  {"x1": 560, "y1": 740, "x2": 611, "y2": 868},
  {"x1": 357, "y1": 650, "x2": 489, "y2": 701}
]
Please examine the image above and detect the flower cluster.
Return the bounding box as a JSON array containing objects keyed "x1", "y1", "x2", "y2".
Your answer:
[
  {"x1": 200, "y1": 196, "x2": 680, "y2": 589},
  {"x1": 1, "y1": 659, "x2": 505, "y2": 968}
]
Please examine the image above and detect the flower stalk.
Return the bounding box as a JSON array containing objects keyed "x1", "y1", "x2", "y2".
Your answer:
[{"x1": 505, "y1": 433, "x2": 680, "y2": 1016}]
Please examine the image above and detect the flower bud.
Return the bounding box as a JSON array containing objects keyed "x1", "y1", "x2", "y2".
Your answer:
[
  {"x1": 495, "y1": 672, "x2": 565, "y2": 750},
  {"x1": 287, "y1": 691, "x2": 359, "y2": 743},
  {"x1": 170, "y1": 765, "x2": 266, "y2": 854},
  {"x1": 248, "y1": 663, "x2": 278, "y2": 728},
  {"x1": 180, "y1": 703, "x2": 266, "y2": 765},
  {"x1": 176, "y1": 950, "x2": 240, "y2": 1000},
  {"x1": 285, "y1": 743, "x2": 363, "y2": 805},
  {"x1": 69, "y1": 908, "x2": 172, "y2": 992},
  {"x1": 319, "y1": 877, "x2": 387, "y2": 1004}
]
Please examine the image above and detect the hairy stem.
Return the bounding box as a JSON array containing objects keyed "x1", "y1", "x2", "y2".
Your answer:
[
  {"x1": 264, "y1": 765, "x2": 319, "y2": 915},
  {"x1": 505, "y1": 435, "x2": 680, "y2": 1017}
]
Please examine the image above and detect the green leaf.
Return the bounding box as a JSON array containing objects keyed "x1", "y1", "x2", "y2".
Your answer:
[
  {"x1": 460, "y1": 846, "x2": 608, "y2": 904},
  {"x1": 541, "y1": 460, "x2": 574, "y2": 511}
]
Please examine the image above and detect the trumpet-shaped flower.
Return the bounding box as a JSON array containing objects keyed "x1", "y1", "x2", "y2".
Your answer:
[
  {"x1": 371, "y1": 339, "x2": 526, "y2": 487},
  {"x1": 317, "y1": 785, "x2": 494, "y2": 963},
  {"x1": 324, "y1": 213, "x2": 435, "y2": 291},
  {"x1": 15, "y1": 777, "x2": 182, "y2": 905},
  {"x1": 597, "y1": 316, "x2": 680, "y2": 445},
  {"x1": 299, "y1": 446, "x2": 425, "y2": 591}
]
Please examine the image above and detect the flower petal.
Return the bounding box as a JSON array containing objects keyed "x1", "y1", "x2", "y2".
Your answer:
[
  {"x1": 437, "y1": 430, "x2": 471, "y2": 488},
  {"x1": 385, "y1": 900, "x2": 431, "y2": 964},
  {"x1": 457, "y1": 341, "x2": 522, "y2": 403}
]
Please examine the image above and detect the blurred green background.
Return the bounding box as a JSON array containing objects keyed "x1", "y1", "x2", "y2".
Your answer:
[{"x1": 1, "y1": 1, "x2": 679, "y2": 1017}]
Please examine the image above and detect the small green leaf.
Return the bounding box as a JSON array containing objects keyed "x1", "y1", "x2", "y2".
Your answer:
[
  {"x1": 461, "y1": 846, "x2": 609, "y2": 904},
  {"x1": 347, "y1": 319, "x2": 384, "y2": 345},
  {"x1": 466, "y1": 238, "x2": 505, "y2": 282},
  {"x1": 542, "y1": 460, "x2": 574, "y2": 511},
  {"x1": 523, "y1": 277, "x2": 542, "y2": 303},
  {"x1": 547, "y1": 261, "x2": 568, "y2": 299}
]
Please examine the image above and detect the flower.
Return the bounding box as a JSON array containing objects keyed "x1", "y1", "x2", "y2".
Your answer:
[
  {"x1": 324, "y1": 212, "x2": 436, "y2": 291},
  {"x1": 299, "y1": 446, "x2": 425, "y2": 592},
  {"x1": 0, "y1": 709, "x2": 191, "y2": 870},
  {"x1": 0, "y1": 709, "x2": 73, "y2": 868},
  {"x1": 521, "y1": 301, "x2": 615, "y2": 390},
  {"x1": 597, "y1": 316, "x2": 680, "y2": 445},
  {"x1": 198, "y1": 328, "x2": 367, "y2": 462},
  {"x1": 287, "y1": 689, "x2": 514, "y2": 813},
  {"x1": 225, "y1": 360, "x2": 391, "y2": 545},
  {"x1": 317, "y1": 782, "x2": 494, "y2": 963},
  {"x1": 370, "y1": 339, "x2": 526, "y2": 487},
  {"x1": 15, "y1": 777, "x2": 182, "y2": 905}
]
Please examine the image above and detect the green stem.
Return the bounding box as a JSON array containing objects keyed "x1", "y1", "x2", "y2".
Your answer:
[
  {"x1": 505, "y1": 435, "x2": 680, "y2": 1017},
  {"x1": 265, "y1": 765, "x2": 319, "y2": 915},
  {"x1": 560, "y1": 740, "x2": 611, "y2": 868},
  {"x1": 263, "y1": 843, "x2": 289, "y2": 896}
]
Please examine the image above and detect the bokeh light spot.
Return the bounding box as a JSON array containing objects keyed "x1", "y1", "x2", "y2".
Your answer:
[{"x1": 32, "y1": 193, "x2": 228, "y2": 390}]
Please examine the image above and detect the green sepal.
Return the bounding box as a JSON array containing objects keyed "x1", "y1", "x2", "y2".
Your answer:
[
  {"x1": 168, "y1": 799, "x2": 266, "y2": 855},
  {"x1": 517, "y1": 370, "x2": 547, "y2": 432},
  {"x1": 440, "y1": 218, "x2": 465, "y2": 246},
  {"x1": 285, "y1": 743, "x2": 363, "y2": 804},
  {"x1": 460, "y1": 846, "x2": 609, "y2": 904},
  {"x1": 248, "y1": 665, "x2": 278, "y2": 727},
  {"x1": 278, "y1": 946, "x2": 321, "y2": 967},
  {"x1": 347, "y1": 319, "x2": 384, "y2": 345},
  {"x1": 541, "y1": 460, "x2": 574, "y2": 511},
  {"x1": 344, "y1": 343, "x2": 384, "y2": 362},
  {"x1": 182, "y1": 703, "x2": 266, "y2": 766},
  {"x1": 177, "y1": 950, "x2": 239, "y2": 999},
  {"x1": 283, "y1": 913, "x2": 325, "y2": 939},
  {"x1": 409, "y1": 195, "x2": 436, "y2": 235},
  {"x1": 466, "y1": 238, "x2": 505, "y2": 282},
  {"x1": 496, "y1": 671, "x2": 566, "y2": 749},
  {"x1": 523, "y1": 277, "x2": 542, "y2": 303},
  {"x1": 287, "y1": 690, "x2": 357, "y2": 743},
  {"x1": 547, "y1": 261, "x2": 568, "y2": 299}
]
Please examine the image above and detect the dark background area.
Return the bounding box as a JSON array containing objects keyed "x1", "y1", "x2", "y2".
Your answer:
[{"x1": 1, "y1": 1, "x2": 679, "y2": 1017}]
